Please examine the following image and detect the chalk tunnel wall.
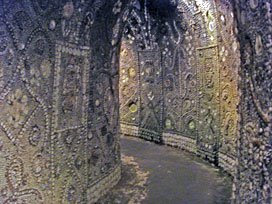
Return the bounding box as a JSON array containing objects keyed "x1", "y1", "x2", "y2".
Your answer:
[{"x1": 0, "y1": 0, "x2": 271, "y2": 203}]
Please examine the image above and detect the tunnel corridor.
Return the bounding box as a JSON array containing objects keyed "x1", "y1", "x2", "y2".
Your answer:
[
  {"x1": 119, "y1": 0, "x2": 240, "y2": 174},
  {"x1": 0, "y1": 0, "x2": 271, "y2": 204}
]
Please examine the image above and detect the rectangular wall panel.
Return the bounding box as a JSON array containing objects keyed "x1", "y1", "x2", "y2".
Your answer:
[
  {"x1": 138, "y1": 50, "x2": 163, "y2": 142},
  {"x1": 197, "y1": 45, "x2": 220, "y2": 163}
]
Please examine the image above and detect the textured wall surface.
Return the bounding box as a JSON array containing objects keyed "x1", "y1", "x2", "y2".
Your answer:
[
  {"x1": 0, "y1": 0, "x2": 128, "y2": 203},
  {"x1": 233, "y1": 0, "x2": 272, "y2": 203},
  {"x1": 119, "y1": 40, "x2": 139, "y2": 127},
  {"x1": 215, "y1": 0, "x2": 240, "y2": 175}
]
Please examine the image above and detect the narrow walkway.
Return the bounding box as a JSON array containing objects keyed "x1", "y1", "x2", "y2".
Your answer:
[{"x1": 99, "y1": 136, "x2": 232, "y2": 204}]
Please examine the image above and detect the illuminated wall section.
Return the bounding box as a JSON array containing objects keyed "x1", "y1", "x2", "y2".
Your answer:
[
  {"x1": 181, "y1": 0, "x2": 222, "y2": 165},
  {"x1": 119, "y1": 0, "x2": 240, "y2": 172},
  {"x1": 119, "y1": 40, "x2": 140, "y2": 137},
  {"x1": 174, "y1": 0, "x2": 240, "y2": 168},
  {"x1": 215, "y1": 0, "x2": 240, "y2": 175},
  {"x1": 187, "y1": 0, "x2": 240, "y2": 168}
]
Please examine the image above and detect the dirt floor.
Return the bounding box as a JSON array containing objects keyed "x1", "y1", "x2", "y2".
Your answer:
[{"x1": 97, "y1": 136, "x2": 232, "y2": 204}]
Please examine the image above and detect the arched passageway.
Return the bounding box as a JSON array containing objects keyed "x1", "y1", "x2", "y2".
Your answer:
[
  {"x1": 119, "y1": 1, "x2": 271, "y2": 203},
  {"x1": 119, "y1": 0, "x2": 240, "y2": 173},
  {"x1": 0, "y1": 0, "x2": 271, "y2": 203},
  {"x1": 119, "y1": 0, "x2": 238, "y2": 202}
]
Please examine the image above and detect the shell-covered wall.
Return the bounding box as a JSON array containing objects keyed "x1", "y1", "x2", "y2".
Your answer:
[
  {"x1": 0, "y1": 0, "x2": 129, "y2": 203},
  {"x1": 233, "y1": 0, "x2": 272, "y2": 203},
  {"x1": 119, "y1": 41, "x2": 140, "y2": 131},
  {"x1": 215, "y1": 0, "x2": 240, "y2": 174},
  {"x1": 119, "y1": 0, "x2": 240, "y2": 174}
]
